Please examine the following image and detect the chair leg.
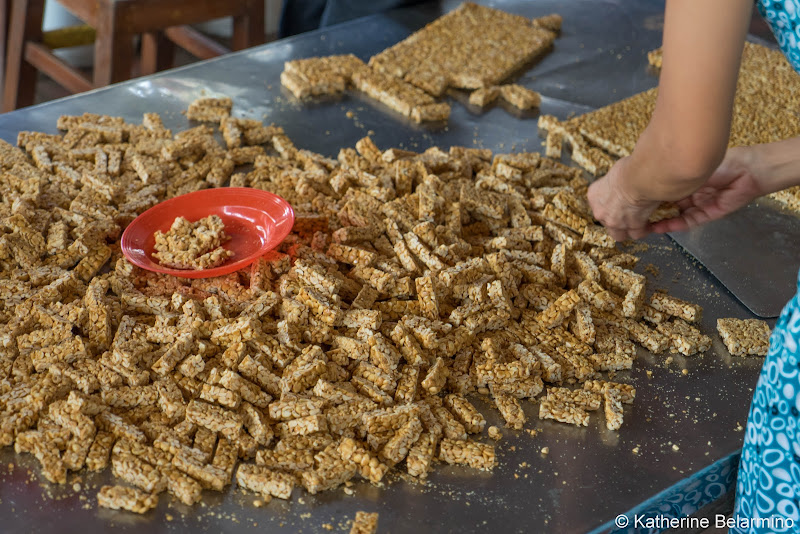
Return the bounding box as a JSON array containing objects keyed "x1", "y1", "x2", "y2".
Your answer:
[
  {"x1": 231, "y1": 0, "x2": 265, "y2": 51},
  {"x1": 0, "y1": 0, "x2": 9, "y2": 96},
  {"x1": 93, "y1": 1, "x2": 133, "y2": 87},
  {"x1": 165, "y1": 26, "x2": 228, "y2": 60},
  {"x1": 141, "y1": 31, "x2": 174, "y2": 76},
  {"x1": 3, "y1": 0, "x2": 44, "y2": 111}
]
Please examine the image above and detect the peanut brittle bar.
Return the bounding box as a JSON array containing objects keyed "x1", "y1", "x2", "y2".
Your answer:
[
  {"x1": 350, "y1": 511, "x2": 379, "y2": 534},
  {"x1": 152, "y1": 215, "x2": 233, "y2": 270},
  {"x1": 717, "y1": 318, "x2": 771, "y2": 356},
  {"x1": 438, "y1": 438, "x2": 496, "y2": 471},
  {"x1": 499, "y1": 84, "x2": 542, "y2": 110},
  {"x1": 538, "y1": 398, "x2": 589, "y2": 427},
  {"x1": 97, "y1": 485, "x2": 158, "y2": 514}
]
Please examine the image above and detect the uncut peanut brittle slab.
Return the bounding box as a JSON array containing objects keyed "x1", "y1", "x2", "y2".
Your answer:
[
  {"x1": 370, "y1": 3, "x2": 556, "y2": 90},
  {"x1": 541, "y1": 42, "x2": 800, "y2": 211},
  {"x1": 281, "y1": 3, "x2": 559, "y2": 121},
  {"x1": 574, "y1": 89, "x2": 657, "y2": 159}
]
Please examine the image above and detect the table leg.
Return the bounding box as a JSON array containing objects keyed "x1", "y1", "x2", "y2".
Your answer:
[
  {"x1": 93, "y1": 1, "x2": 133, "y2": 87},
  {"x1": 141, "y1": 31, "x2": 174, "y2": 76},
  {"x1": 232, "y1": 0, "x2": 265, "y2": 50}
]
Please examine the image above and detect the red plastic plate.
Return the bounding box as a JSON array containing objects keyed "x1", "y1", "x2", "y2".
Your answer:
[{"x1": 121, "y1": 188, "x2": 294, "y2": 279}]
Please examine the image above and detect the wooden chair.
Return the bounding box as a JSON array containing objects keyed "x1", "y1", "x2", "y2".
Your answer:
[
  {"x1": 2, "y1": 0, "x2": 265, "y2": 111},
  {"x1": 0, "y1": 1, "x2": 10, "y2": 98}
]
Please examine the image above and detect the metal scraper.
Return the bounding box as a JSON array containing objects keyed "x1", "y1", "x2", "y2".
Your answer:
[{"x1": 668, "y1": 200, "x2": 800, "y2": 318}]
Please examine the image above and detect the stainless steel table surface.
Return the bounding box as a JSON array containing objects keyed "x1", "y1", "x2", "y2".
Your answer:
[
  {"x1": 0, "y1": 1, "x2": 775, "y2": 532},
  {"x1": 669, "y1": 200, "x2": 800, "y2": 319}
]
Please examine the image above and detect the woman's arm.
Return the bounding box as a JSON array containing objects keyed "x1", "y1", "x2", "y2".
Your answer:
[
  {"x1": 588, "y1": 0, "x2": 753, "y2": 241},
  {"x1": 751, "y1": 136, "x2": 800, "y2": 194},
  {"x1": 651, "y1": 136, "x2": 800, "y2": 234}
]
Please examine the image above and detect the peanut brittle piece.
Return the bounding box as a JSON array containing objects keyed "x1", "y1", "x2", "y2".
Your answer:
[{"x1": 717, "y1": 318, "x2": 770, "y2": 356}]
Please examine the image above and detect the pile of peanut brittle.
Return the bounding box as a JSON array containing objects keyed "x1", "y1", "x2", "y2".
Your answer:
[{"x1": 0, "y1": 89, "x2": 726, "y2": 515}]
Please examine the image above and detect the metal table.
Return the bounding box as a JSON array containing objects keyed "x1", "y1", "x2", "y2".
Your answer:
[{"x1": 0, "y1": 1, "x2": 776, "y2": 532}]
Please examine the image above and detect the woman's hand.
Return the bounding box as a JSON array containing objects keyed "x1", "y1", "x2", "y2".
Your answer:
[
  {"x1": 587, "y1": 157, "x2": 661, "y2": 242},
  {"x1": 649, "y1": 146, "x2": 764, "y2": 234},
  {"x1": 584, "y1": 0, "x2": 753, "y2": 243}
]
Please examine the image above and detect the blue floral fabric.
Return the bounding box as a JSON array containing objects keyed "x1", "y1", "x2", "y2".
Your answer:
[
  {"x1": 732, "y1": 280, "x2": 800, "y2": 533},
  {"x1": 758, "y1": 0, "x2": 800, "y2": 72},
  {"x1": 595, "y1": 453, "x2": 740, "y2": 534}
]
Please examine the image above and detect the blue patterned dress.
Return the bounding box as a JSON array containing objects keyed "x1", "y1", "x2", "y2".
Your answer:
[
  {"x1": 731, "y1": 8, "x2": 800, "y2": 532},
  {"x1": 757, "y1": 0, "x2": 800, "y2": 71},
  {"x1": 732, "y1": 292, "x2": 800, "y2": 533}
]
